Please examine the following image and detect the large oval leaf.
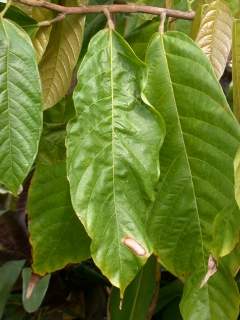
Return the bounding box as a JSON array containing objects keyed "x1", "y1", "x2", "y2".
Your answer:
[
  {"x1": 0, "y1": 18, "x2": 42, "y2": 195},
  {"x1": 144, "y1": 31, "x2": 240, "y2": 319},
  {"x1": 39, "y1": 0, "x2": 86, "y2": 109},
  {"x1": 28, "y1": 128, "x2": 90, "y2": 274},
  {"x1": 195, "y1": 0, "x2": 232, "y2": 79},
  {"x1": 66, "y1": 29, "x2": 165, "y2": 294}
]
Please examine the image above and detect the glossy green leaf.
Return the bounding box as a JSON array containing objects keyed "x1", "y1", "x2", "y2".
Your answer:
[
  {"x1": 0, "y1": 260, "x2": 25, "y2": 319},
  {"x1": 144, "y1": 31, "x2": 240, "y2": 319},
  {"x1": 195, "y1": 0, "x2": 232, "y2": 79},
  {"x1": 0, "y1": 18, "x2": 42, "y2": 195},
  {"x1": 22, "y1": 268, "x2": 50, "y2": 313},
  {"x1": 39, "y1": 0, "x2": 86, "y2": 109},
  {"x1": 66, "y1": 29, "x2": 165, "y2": 294},
  {"x1": 232, "y1": 19, "x2": 240, "y2": 121},
  {"x1": 109, "y1": 256, "x2": 158, "y2": 320},
  {"x1": 180, "y1": 263, "x2": 240, "y2": 320},
  {"x1": 27, "y1": 130, "x2": 90, "y2": 275}
]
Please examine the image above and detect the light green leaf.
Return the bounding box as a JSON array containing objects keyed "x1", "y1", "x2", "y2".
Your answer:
[
  {"x1": 0, "y1": 260, "x2": 25, "y2": 319},
  {"x1": 33, "y1": 26, "x2": 52, "y2": 64},
  {"x1": 22, "y1": 268, "x2": 50, "y2": 313},
  {"x1": 27, "y1": 130, "x2": 90, "y2": 275},
  {"x1": 234, "y1": 146, "x2": 240, "y2": 207},
  {"x1": 39, "y1": 0, "x2": 86, "y2": 109},
  {"x1": 66, "y1": 29, "x2": 165, "y2": 294},
  {"x1": 232, "y1": 19, "x2": 240, "y2": 121},
  {"x1": 109, "y1": 256, "x2": 159, "y2": 320},
  {"x1": 144, "y1": 31, "x2": 240, "y2": 319},
  {"x1": 0, "y1": 18, "x2": 42, "y2": 195},
  {"x1": 195, "y1": 0, "x2": 232, "y2": 79},
  {"x1": 180, "y1": 263, "x2": 240, "y2": 320}
]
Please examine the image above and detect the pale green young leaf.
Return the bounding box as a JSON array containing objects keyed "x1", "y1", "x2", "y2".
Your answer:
[
  {"x1": 66, "y1": 29, "x2": 165, "y2": 295},
  {"x1": 0, "y1": 18, "x2": 42, "y2": 195}
]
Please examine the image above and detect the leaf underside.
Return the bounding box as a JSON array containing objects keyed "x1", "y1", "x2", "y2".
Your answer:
[{"x1": 196, "y1": 0, "x2": 232, "y2": 79}]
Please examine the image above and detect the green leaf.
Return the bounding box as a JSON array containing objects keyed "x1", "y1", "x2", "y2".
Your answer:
[
  {"x1": 39, "y1": 0, "x2": 86, "y2": 109},
  {"x1": 180, "y1": 263, "x2": 240, "y2": 320},
  {"x1": 109, "y1": 256, "x2": 159, "y2": 320},
  {"x1": 0, "y1": 18, "x2": 42, "y2": 195},
  {"x1": 27, "y1": 130, "x2": 90, "y2": 275},
  {"x1": 22, "y1": 268, "x2": 50, "y2": 313},
  {"x1": 66, "y1": 29, "x2": 165, "y2": 294},
  {"x1": 144, "y1": 31, "x2": 240, "y2": 319},
  {"x1": 195, "y1": 0, "x2": 232, "y2": 79},
  {"x1": 232, "y1": 19, "x2": 240, "y2": 121},
  {"x1": 0, "y1": 260, "x2": 25, "y2": 319}
]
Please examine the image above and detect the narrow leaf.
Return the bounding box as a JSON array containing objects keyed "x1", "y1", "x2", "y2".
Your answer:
[
  {"x1": 232, "y1": 19, "x2": 240, "y2": 121},
  {"x1": 109, "y1": 256, "x2": 159, "y2": 320},
  {"x1": 0, "y1": 260, "x2": 25, "y2": 319},
  {"x1": 144, "y1": 31, "x2": 240, "y2": 319},
  {"x1": 66, "y1": 29, "x2": 165, "y2": 294},
  {"x1": 0, "y1": 18, "x2": 42, "y2": 195},
  {"x1": 39, "y1": 0, "x2": 86, "y2": 109},
  {"x1": 195, "y1": 0, "x2": 232, "y2": 79},
  {"x1": 28, "y1": 130, "x2": 90, "y2": 275}
]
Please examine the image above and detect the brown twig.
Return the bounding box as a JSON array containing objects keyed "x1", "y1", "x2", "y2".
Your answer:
[{"x1": 14, "y1": 0, "x2": 195, "y2": 20}]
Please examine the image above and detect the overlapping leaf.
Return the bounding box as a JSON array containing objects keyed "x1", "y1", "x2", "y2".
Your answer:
[
  {"x1": 66, "y1": 29, "x2": 165, "y2": 294},
  {"x1": 144, "y1": 31, "x2": 240, "y2": 319},
  {"x1": 195, "y1": 0, "x2": 232, "y2": 79},
  {"x1": 0, "y1": 18, "x2": 42, "y2": 195},
  {"x1": 109, "y1": 256, "x2": 158, "y2": 320},
  {"x1": 232, "y1": 19, "x2": 240, "y2": 121},
  {"x1": 39, "y1": 0, "x2": 86, "y2": 109},
  {"x1": 28, "y1": 129, "x2": 90, "y2": 275}
]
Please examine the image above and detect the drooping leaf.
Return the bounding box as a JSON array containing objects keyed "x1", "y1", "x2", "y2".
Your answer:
[
  {"x1": 0, "y1": 260, "x2": 25, "y2": 319},
  {"x1": 180, "y1": 263, "x2": 240, "y2": 320},
  {"x1": 144, "y1": 31, "x2": 240, "y2": 319},
  {"x1": 22, "y1": 268, "x2": 50, "y2": 313},
  {"x1": 195, "y1": 0, "x2": 232, "y2": 79},
  {"x1": 109, "y1": 256, "x2": 159, "y2": 320},
  {"x1": 39, "y1": 0, "x2": 86, "y2": 109},
  {"x1": 0, "y1": 18, "x2": 42, "y2": 195},
  {"x1": 27, "y1": 129, "x2": 90, "y2": 275},
  {"x1": 232, "y1": 19, "x2": 240, "y2": 121},
  {"x1": 66, "y1": 29, "x2": 165, "y2": 294}
]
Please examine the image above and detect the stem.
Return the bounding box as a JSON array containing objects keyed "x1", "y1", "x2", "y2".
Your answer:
[
  {"x1": 14, "y1": 0, "x2": 195, "y2": 20},
  {"x1": 1, "y1": 0, "x2": 12, "y2": 18}
]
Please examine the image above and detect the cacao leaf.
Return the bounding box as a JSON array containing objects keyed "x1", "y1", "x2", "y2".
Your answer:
[
  {"x1": 0, "y1": 18, "x2": 42, "y2": 195},
  {"x1": 39, "y1": 0, "x2": 86, "y2": 109},
  {"x1": 27, "y1": 130, "x2": 90, "y2": 274},
  {"x1": 66, "y1": 29, "x2": 165, "y2": 295},
  {"x1": 195, "y1": 0, "x2": 232, "y2": 79},
  {"x1": 180, "y1": 263, "x2": 240, "y2": 320},
  {"x1": 109, "y1": 256, "x2": 159, "y2": 320},
  {"x1": 144, "y1": 31, "x2": 240, "y2": 319},
  {"x1": 232, "y1": 19, "x2": 240, "y2": 121}
]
